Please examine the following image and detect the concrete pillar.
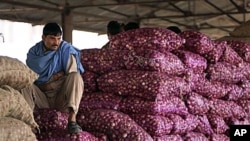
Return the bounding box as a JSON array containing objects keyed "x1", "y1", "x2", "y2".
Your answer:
[{"x1": 61, "y1": 6, "x2": 73, "y2": 44}]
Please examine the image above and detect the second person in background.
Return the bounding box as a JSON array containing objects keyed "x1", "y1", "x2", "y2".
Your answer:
[
  {"x1": 124, "y1": 21, "x2": 140, "y2": 31},
  {"x1": 102, "y1": 20, "x2": 124, "y2": 49}
]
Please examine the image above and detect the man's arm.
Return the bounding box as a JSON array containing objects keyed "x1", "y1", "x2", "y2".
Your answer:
[{"x1": 66, "y1": 54, "x2": 78, "y2": 73}]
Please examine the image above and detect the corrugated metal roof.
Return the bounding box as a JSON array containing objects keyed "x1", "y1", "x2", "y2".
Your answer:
[{"x1": 0, "y1": 0, "x2": 249, "y2": 39}]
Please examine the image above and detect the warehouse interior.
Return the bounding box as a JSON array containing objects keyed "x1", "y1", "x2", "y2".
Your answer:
[{"x1": 1, "y1": 0, "x2": 250, "y2": 141}]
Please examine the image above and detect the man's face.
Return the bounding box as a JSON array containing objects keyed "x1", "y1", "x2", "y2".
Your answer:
[{"x1": 42, "y1": 34, "x2": 61, "y2": 51}]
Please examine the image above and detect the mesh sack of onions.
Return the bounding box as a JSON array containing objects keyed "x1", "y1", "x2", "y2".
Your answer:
[
  {"x1": 81, "y1": 71, "x2": 99, "y2": 93},
  {"x1": 167, "y1": 114, "x2": 199, "y2": 134},
  {"x1": 194, "y1": 115, "x2": 214, "y2": 135},
  {"x1": 210, "y1": 133, "x2": 230, "y2": 141},
  {"x1": 225, "y1": 117, "x2": 250, "y2": 126},
  {"x1": 129, "y1": 114, "x2": 173, "y2": 136},
  {"x1": 229, "y1": 101, "x2": 247, "y2": 119},
  {"x1": 209, "y1": 99, "x2": 246, "y2": 119},
  {"x1": 79, "y1": 92, "x2": 122, "y2": 113},
  {"x1": 226, "y1": 40, "x2": 250, "y2": 63},
  {"x1": 33, "y1": 108, "x2": 68, "y2": 132},
  {"x1": 80, "y1": 48, "x2": 127, "y2": 74},
  {"x1": 218, "y1": 36, "x2": 250, "y2": 44},
  {"x1": 0, "y1": 117, "x2": 37, "y2": 141},
  {"x1": 173, "y1": 50, "x2": 207, "y2": 74},
  {"x1": 179, "y1": 30, "x2": 215, "y2": 55},
  {"x1": 219, "y1": 45, "x2": 243, "y2": 65},
  {"x1": 183, "y1": 131, "x2": 209, "y2": 141},
  {"x1": 0, "y1": 85, "x2": 39, "y2": 130},
  {"x1": 153, "y1": 134, "x2": 183, "y2": 141},
  {"x1": 119, "y1": 96, "x2": 188, "y2": 116},
  {"x1": 239, "y1": 80, "x2": 250, "y2": 99},
  {"x1": 223, "y1": 84, "x2": 243, "y2": 101},
  {"x1": 109, "y1": 27, "x2": 184, "y2": 52},
  {"x1": 237, "y1": 100, "x2": 250, "y2": 115},
  {"x1": 124, "y1": 49, "x2": 185, "y2": 75},
  {"x1": 185, "y1": 92, "x2": 211, "y2": 115},
  {"x1": 97, "y1": 70, "x2": 191, "y2": 101},
  {"x1": 207, "y1": 114, "x2": 229, "y2": 134},
  {"x1": 189, "y1": 72, "x2": 244, "y2": 100},
  {"x1": 241, "y1": 62, "x2": 250, "y2": 80},
  {"x1": 204, "y1": 40, "x2": 226, "y2": 64},
  {"x1": 0, "y1": 56, "x2": 38, "y2": 90},
  {"x1": 90, "y1": 132, "x2": 109, "y2": 141},
  {"x1": 77, "y1": 109, "x2": 153, "y2": 141},
  {"x1": 206, "y1": 62, "x2": 245, "y2": 84},
  {"x1": 36, "y1": 128, "x2": 101, "y2": 141},
  {"x1": 189, "y1": 74, "x2": 233, "y2": 99}
]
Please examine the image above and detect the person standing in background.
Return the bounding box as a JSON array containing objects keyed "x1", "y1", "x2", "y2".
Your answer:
[
  {"x1": 124, "y1": 21, "x2": 140, "y2": 31},
  {"x1": 102, "y1": 20, "x2": 124, "y2": 49},
  {"x1": 167, "y1": 26, "x2": 182, "y2": 34},
  {"x1": 20, "y1": 22, "x2": 84, "y2": 134}
]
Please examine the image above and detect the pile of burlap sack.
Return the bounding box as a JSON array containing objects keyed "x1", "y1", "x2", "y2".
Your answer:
[
  {"x1": 0, "y1": 56, "x2": 38, "y2": 141},
  {"x1": 218, "y1": 20, "x2": 250, "y2": 43}
]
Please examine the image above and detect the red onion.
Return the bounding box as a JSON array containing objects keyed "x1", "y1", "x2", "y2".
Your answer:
[
  {"x1": 119, "y1": 96, "x2": 188, "y2": 116},
  {"x1": 183, "y1": 131, "x2": 209, "y2": 141},
  {"x1": 153, "y1": 134, "x2": 183, "y2": 141},
  {"x1": 80, "y1": 48, "x2": 128, "y2": 74},
  {"x1": 130, "y1": 114, "x2": 173, "y2": 136},
  {"x1": 206, "y1": 62, "x2": 245, "y2": 84},
  {"x1": 226, "y1": 40, "x2": 250, "y2": 63},
  {"x1": 97, "y1": 70, "x2": 191, "y2": 101},
  {"x1": 194, "y1": 115, "x2": 214, "y2": 135},
  {"x1": 168, "y1": 114, "x2": 199, "y2": 134},
  {"x1": 207, "y1": 114, "x2": 229, "y2": 134},
  {"x1": 210, "y1": 134, "x2": 229, "y2": 141},
  {"x1": 109, "y1": 27, "x2": 184, "y2": 52},
  {"x1": 185, "y1": 92, "x2": 210, "y2": 115},
  {"x1": 124, "y1": 49, "x2": 185, "y2": 75},
  {"x1": 81, "y1": 71, "x2": 99, "y2": 93},
  {"x1": 219, "y1": 45, "x2": 243, "y2": 65},
  {"x1": 33, "y1": 108, "x2": 68, "y2": 132},
  {"x1": 204, "y1": 40, "x2": 226, "y2": 64},
  {"x1": 179, "y1": 30, "x2": 215, "y2": 55},
  {"x1": 78, "y1": 109, "x2": 153, "y2": 141},
  {"x1": 173, "y1": 50, "x2": 207, "y2": 74},
  {"x1": 79, "y1": 92, "x2": 122, "y2": 112}
]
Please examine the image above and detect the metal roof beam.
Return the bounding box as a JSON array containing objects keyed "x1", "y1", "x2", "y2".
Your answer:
[
  {"x1": 201, "y1": 23, "x2": 232, "y2": 32},
  {"x1": 69, "y1": 0, "x2": 186, "y2": 9},
  {"x1": 0, "y1": 0, "x2": 61, "y2": 11},
  {"x1": 162, "y1": 18, "x2": 190, "y2": 28},
  {"x1": 168, "y1": 2, "x2": 193, "y2": 16},
  {"x1": 230, "y1": 0, "x2": 247, "y2": 13},
  {"x1": 98, "y1": 7, "x2": 129, "y2": 18},
  {"x1": 205, "y1": 0, "x2": 241, "y2": 24},
  {"x1": 139, "y1": 11, "x2": 250, "y2": 19}
]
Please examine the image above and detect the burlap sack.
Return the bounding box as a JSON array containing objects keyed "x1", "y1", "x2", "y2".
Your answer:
[
  {"x1": 0, "y1": 117, "x2": 37, "y2": 141},
  {"x1": 0, "y1": 85, "x2": 39, "y2": 130},
  {"x1": 0, "y1": 56, "x2": 38, "y2": 90}
]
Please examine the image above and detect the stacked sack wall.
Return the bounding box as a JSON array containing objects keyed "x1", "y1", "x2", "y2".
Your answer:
[
  {"x1": 27, "y1": 27, "x2": 250, "y2": 140},
  {"x1": 77, "y1": 27, "x2": 250, "y2": 141},
  {"x1": 0, "y1": 117, "x2": 37, "y2": 141},
  {"x1": 0, "y1": 56, "x2": 106, "y2": 140},
  {"x1": 0, "y1": 57, "x2": 40, "y2": 140},
  {"x1": 0, "y1": 56, "x2": 38, "y2": 90}
]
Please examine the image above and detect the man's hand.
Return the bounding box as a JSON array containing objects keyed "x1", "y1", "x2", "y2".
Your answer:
[{"x1": 32, "y1": 126, "x2": 41, "y2": 134}]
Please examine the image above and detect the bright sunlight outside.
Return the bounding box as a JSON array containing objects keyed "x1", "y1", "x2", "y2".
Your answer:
[{"x1": 0, "y1": 20, "x2": 108, "y2": 63}]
